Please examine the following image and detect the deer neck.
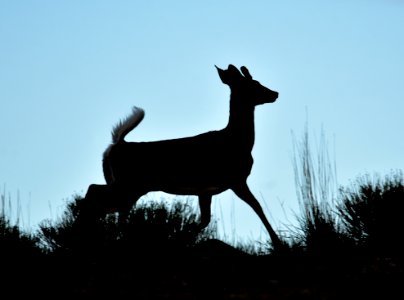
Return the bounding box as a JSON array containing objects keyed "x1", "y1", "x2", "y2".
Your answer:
[{"x1": 225, "y1": 93, "x2": 256, "y2": 151}]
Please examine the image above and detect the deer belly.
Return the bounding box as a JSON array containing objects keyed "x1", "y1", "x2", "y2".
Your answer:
[{"x1": 161, "y1": 185, "x2": 227, "y2": 196}]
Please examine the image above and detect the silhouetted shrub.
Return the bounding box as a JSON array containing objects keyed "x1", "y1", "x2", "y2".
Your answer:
[
  {"x1": 0, "y1": 214, "x2": 40, "y2": 257},
  {"x1": 121, "y1": 200, "x2": 217, "y2": 252},
  {"x1": 338, "y1": 170, "x2": 404, "y2": 256},
  {"x1": 37, "y1": 194, "x2": 107, "y2": 253},
  {"x1": 38, "y1": 195, "x2": 217, "y2": 257},
  {"x1": 0, "y1": 213, "x2": 43, "y2": 296}
]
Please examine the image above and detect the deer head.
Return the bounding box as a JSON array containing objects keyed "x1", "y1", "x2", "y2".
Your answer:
[{"x1": 215, "y1": 64, "x2": 278, "y2": 106}]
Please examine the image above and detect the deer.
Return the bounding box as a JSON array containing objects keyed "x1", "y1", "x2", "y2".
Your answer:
[{"x1": 83, "y1": 64, "x2": 282, "y2": 248}]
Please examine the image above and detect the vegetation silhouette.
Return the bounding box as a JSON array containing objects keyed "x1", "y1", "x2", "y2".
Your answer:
[
  {"x1": 83, "y1": 64, "x2": 283, "y2": 249},
  {"x1": 0, "y1": 205, "x2": 43, "y2": 296},
  {"x1": 338, "y1": 171, "x2": 404, "y2": 256},
  {"x1": 1, "y1": 135, "x2": 403, "y2": 298},
  {"x1": 290, "y1": 123, "x2": 352, "y2": 257},
  {"x1": 39, "y1": 196, "x2": 217, "y2": 256}
]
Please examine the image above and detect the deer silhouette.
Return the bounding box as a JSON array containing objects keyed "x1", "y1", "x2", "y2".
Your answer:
[{"x1": 84, "y1": 64, "x2": 281, "y2": 247}]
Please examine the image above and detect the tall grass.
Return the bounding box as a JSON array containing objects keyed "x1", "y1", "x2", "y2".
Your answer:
[
  {"x1": 291, "y1": 122, "x2": 349, "y2": 255},
  {"x1": 291, "y1": 121, "x2": 404, "y2": 259}
]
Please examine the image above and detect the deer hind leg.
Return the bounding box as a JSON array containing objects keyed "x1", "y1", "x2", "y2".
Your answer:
[
  {"x1": 198, "y1": 194, "x2": 212, "y2": 230},
  {"x1": 232, "y1": 183, "x2": 282, "y2": 249},
  {"x1": 82, "y1": 184, "x2": 116, "y2": 218},
  {"x1": 83, "y1": 183, "x2": 140, "y2": 223},
  {"x1": 111, "y1": 185, "x2": 144, "y2": 225}
]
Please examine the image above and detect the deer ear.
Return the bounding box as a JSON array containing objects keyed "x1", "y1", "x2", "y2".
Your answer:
[
  {"x1": 216, "y1": 65, "x2": 229, "y2": 84},
  {"x1": 228, "y1": 64, "x2": 238, "y2": 71},
  {"x1": 240, "y1": 66, "x2": 253, "y2": 80},
  {"x1": 227, "y1": 64, "x2": 243, "y2": 78}
]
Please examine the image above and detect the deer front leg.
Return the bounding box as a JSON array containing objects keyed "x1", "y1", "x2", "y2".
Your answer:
[
  {"x1": 232, "y1": 183, "x2": 282, "y2": 249},
  {"x1": 198, "y1": 194, "x2": 212, "y2": 230}
]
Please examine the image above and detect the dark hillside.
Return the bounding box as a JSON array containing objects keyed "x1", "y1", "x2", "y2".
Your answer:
[{"x1": 1, "y1": 178, "x2": 403, "y2": 299}]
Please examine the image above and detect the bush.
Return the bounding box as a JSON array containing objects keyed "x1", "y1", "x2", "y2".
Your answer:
[
  {"x1": 338, "y1": 170, "x2": 404, "y2": 255},
  {"x1": 38, "y1": 195, "x2": 218, "y2": 257},
  {"x1": 0, "y1": 214, "x2": 40, "y2": 257}
]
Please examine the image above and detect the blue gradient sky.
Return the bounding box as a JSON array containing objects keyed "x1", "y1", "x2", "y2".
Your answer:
[{"x1": 1, "y1": 1, "x2": 403, "y2": 243}]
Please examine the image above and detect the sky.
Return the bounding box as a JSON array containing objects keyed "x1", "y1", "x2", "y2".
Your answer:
[{"x1": 1, "y1": 0, "x2": 403, "y2": 245}]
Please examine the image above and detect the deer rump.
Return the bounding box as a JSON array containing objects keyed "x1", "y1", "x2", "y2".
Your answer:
[{"x1": 105, "y1": 130, "x2": 253, "y2": 195}]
